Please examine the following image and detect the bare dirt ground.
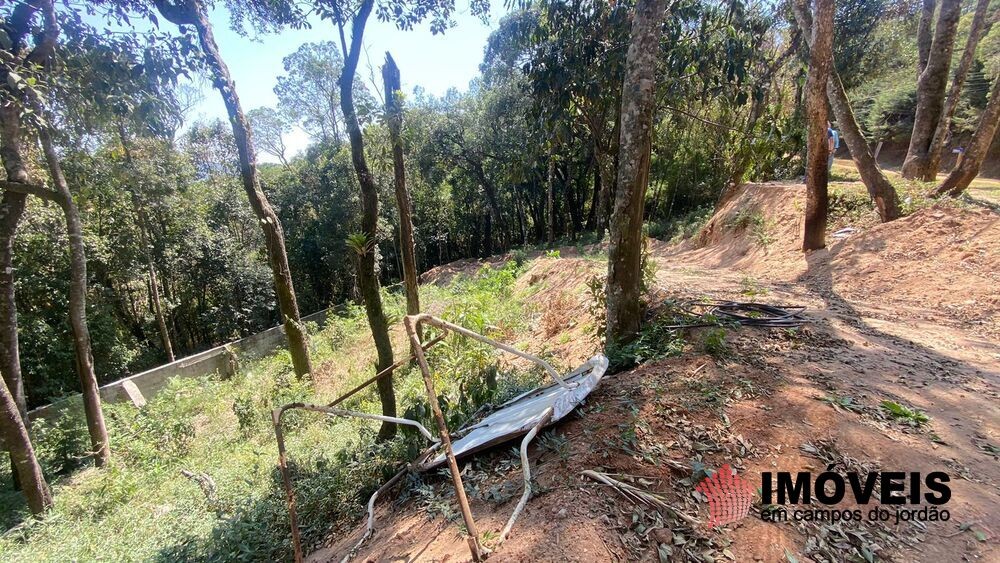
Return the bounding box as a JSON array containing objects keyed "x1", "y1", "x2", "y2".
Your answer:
[{"x1": 310, "y1": 183, "x2": 999, "y2": 562}]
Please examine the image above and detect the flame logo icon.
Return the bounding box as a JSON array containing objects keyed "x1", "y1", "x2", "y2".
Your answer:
[{"x1": 695, "y1": 464, "x2": 755, "y2": 528}]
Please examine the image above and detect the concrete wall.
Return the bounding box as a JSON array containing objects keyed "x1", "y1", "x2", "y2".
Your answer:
[{"x1": 28, "y1": 307, "x2": 333, "y2": 421}]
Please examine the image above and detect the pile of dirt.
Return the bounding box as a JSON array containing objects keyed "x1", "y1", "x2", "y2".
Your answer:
[{"x1": 661, "y1": 182, "x2": 1000, "y2": 339}]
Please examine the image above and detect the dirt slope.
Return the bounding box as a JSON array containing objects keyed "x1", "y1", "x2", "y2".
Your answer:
[{"x1": 311, "y1": 184, "x2": 999, "y2": 563}]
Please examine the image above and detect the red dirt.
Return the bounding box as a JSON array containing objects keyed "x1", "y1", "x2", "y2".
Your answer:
[{"x1": 310, "y1": 183, "x2": 999, "y2": 563}]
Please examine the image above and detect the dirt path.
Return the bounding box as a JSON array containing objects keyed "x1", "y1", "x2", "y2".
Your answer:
[{"x1": 310, "y1": 185, "x2": 999, "y2": 563}]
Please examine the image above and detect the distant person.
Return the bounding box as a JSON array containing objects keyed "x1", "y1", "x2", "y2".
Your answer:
[{"x1": 827, "y1": 121, "x2": 840, "y2": 172}]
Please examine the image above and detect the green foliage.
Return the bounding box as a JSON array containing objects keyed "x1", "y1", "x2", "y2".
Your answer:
[
  {"x1": 739, "y1": 276, "x2": 768, "y2": 298},
  {"x1": 0, "y1": 267, "x2": 537, "y2": 561},
  {"x1": 880, "y1": 400, "x2": 930, "y2": 427},
  {"x1": 606, "y1": 316, "x2": 686, "y2": 371},
  {"x1": 726, "y1": 208, "x2": 774, "y2": 248},
  {"x1": 828, "y1": 186, "x2": 876, "y2": 222},
  {"x1": 645, "y1": 206, "x2": 713, "y2": 242},
  {"x1": 585, "y1": 273, "x2": 607, "y2": 338},
  {"x1": 30, "y1": 404, "x2": 92, "y2": 477},
  {"x1": 702, "y1": 328, "x2": 729, "y2": 359}
]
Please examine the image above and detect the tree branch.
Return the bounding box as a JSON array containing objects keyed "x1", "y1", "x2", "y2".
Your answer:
[
  {"x1": 152, "y1": 0, "x2": 198, "y2": 26},
  {"x1": 0, "y1": 180, "x2": 66, "y2": 207}
]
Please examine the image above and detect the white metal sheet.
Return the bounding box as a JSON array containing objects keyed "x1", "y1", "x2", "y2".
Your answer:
[{"x1": 420, "y1": 354, "x2": 608, "y2": 469}]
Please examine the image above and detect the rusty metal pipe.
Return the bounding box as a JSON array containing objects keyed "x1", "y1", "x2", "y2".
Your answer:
[
  {"x1": 404, "y1": 315, "x2": 487, "y2": 561},
  {"x1": 274, "y1": 334, "x2": 445, "y2": 563}
]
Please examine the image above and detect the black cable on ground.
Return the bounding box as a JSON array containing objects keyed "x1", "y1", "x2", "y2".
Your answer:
[{"x1": 658, "y1": 300, "x2": 808, "y2": 329}]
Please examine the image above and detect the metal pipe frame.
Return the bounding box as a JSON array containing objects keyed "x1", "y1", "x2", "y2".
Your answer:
[
  {"x1": 402, "y1": 314, "x2": 570, "y2": 561},
  {"x1": 411, "y1": 313, "x2": 572, "y2": 389},
  {"x1": 499, "y1": 406, "x2": 553, "y2": 543},
  {"x1": 274, "y1": 335, "x2": 445, "y2": 563},
  {"x1": 405, "y1": 314, "x2": 489, "y2": 561},
  {"x1": 278, "y1": 315, "x2": 567, "y2": 563}
]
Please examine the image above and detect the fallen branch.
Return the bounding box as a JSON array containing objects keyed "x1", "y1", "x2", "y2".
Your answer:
[
  {"x1": 180, "y1": 469, "x2": 225, "y2": 518},
  {"x1": 581, "y1": 469, "x2": 700, "y2": 526}
]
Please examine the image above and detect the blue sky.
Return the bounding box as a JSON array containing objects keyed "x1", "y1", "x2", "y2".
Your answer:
[{"x1": 188, "y1": 4, "x2": 509, "y2": 158}]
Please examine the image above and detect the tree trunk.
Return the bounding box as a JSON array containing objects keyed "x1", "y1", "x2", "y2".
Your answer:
[
  {"x1": 925, "y1": 0, "x2": 993, "y2": 180},
  {"x1": 0, "y1": 191, "x2": 27, "y2": 488},
  {"x1": 0, "y1": 0, "x2": 52, "y2": 490},
  {"x1": 605, "y1": 0, "x2": 667, "y2": 347},
  {"x1": 565, "y1": 161, "x2": 582, "y2": 240},
  {"x1": 338, "y1": 0, "x2": 396, "y2": 440},
  {"x1": 0, "y1": 377, "x2": 50, "y2": 514},
  {"x1": 0, "y1": 193, "x2": 27, "y2": 490},
  {"x1": 546, "y1": 150, "x2": 555, "y2": 245},
  {"x1": 155, "y1": 0, "x2": 312, "y2": 378},
  {"x1": 36, "y1": 126, "x2": 111, "y2": 466},
  {"x1": 902, "y1": 0, "x2": 962, "y2": 179},
  {"x1": 917, "y1": 0, "x2": 935, "y2": 74},
  {"x1": 802, "y1": 0, "x2": 834, "y2": 251},
  {"x1": 930, "y1": 74, "x2": 1000, "y2": 197},
  {"x1": 118, "y1": 124, "x2": 175, "y2": 362},
  {"x1": 0, "y1": 105, "x2": 30, "y2": 489},
  {"x1": 381, "y1": 53, "x2": 421, "y2": 347},
  {"x1": 586, "y1": 149, "x2": 599, "y2": 231},
  {"x1": 793, "y1": 1, "x2": 900, "y2": 222},
  {"x1": 0, "y1": 137, "x2": 53, "y2": 504}
]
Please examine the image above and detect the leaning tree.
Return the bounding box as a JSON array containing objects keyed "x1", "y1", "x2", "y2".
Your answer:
[
  {"x1": 0, "y1": 1, "x2": 54, "y2": 511},
  {"x1": 902, "y1": 0, "x2": 962, "y2": 179},
  {"x1": 151, "y1": 0, "x2": 313, "y2": 378}
]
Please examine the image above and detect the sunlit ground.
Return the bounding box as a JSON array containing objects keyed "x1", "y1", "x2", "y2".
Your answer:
[{"x1": 830, "y1": 158, "x2": 1000, "y2": 204}]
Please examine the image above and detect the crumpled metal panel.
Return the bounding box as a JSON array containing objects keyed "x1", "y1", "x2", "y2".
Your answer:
[{"x1": 420, "y1": 354, "x2": 609, "y2": 469}]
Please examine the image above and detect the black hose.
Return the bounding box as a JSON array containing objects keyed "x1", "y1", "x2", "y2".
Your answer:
[{"x1": 658, "y1": 300, "x2": 808, "y2": 329}]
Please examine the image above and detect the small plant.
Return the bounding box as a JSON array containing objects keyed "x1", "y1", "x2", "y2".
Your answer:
[
  {"x1": 544, "y1": 249, "x2": 561, "y2": 259},
  {"x1": 606, "y1": 316, "x2": 685, "y2": 371},
  {"x1": 702, "y1": 328, "x2": 729, "y2": 359},
  {"x1": 726, "y1": 209, "x2": 774, "y2": 248},
  {"x1": 585, "y1": 273, "x2": 607, "y2": 337},
  {"x1": 739, "y1": 276, "x2": 768, "y2": 297},
  {"x1": 640, "y1": 237, "x2": 657, "y2": 296},
  {"x1": 538, "y1": 430, "x2": 571, "y2": 461},
  {"x1": 510, "y1": 248, "x2": 529, "y2": 267},
  {"x1": 880, "y1": 400, "x2": 930, "y2": 427}
]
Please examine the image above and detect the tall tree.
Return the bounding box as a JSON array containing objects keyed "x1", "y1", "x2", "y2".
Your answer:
[
  {"x1": 902, "y1": 0, "x2": 962, "y2": 179},
  {"x1": 335, "y1": 0, "x2": 397, "y2": 440},
  {"x1": 247, "y1": 107, "x2": 291, "y2": 166},
  {"x1": 2, "y1": 0, "x2": 112, "y2": 467},
  {"x1": 802, "y1": 0, "x2": 834, "y2": 251},
  {"x1": 793, "y1": 0, "x2": 900, "y2": 222},
  {"x1": 0, "y1": 110, "x2": 30, "y2": 488},
  {"x1": 35, "y1": 114, "x2": 112, "y2": 466},
  {"x1": 605, "y1": 0, "x2": 667, "y2": 347},
  {"x1": 274, "y1": 41, "x2": 343, "y2": 143},
  {"x1": 0, "y1": 0, "x2": 49, "y2": 486},
  {"x1": 929, "y1": 74, "x2": 1000, "y2": 197},
  {"x1": 153, "y1": 0, "x2": 313, "y2": 378},
  {"x1": 925, "y1": 0, "x2": 993, "y2": 180},
  {"x1": 118, "y1": 123, "x2": 175, "y2": 362},
  {"x1": 381, "y1": 52, "x2": 421, "y2": 346}
]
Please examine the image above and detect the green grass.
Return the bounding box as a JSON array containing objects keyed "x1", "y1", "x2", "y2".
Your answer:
[{"x1": 0, "y1": 260, "x2": 539, "y2": 562}]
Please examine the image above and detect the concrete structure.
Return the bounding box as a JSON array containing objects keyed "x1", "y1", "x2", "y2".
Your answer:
[{"x1": 28, "y1": 307, "x2": 333, "y2": 421}]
